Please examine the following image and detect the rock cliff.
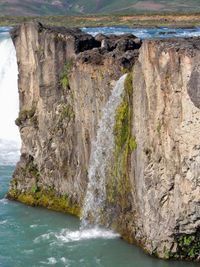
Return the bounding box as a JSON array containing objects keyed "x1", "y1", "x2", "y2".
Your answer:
[{"x1": 8, "y1": 22, "x2": 200, "y2": 261}]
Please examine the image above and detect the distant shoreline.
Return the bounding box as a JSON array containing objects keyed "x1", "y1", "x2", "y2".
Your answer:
[{"x1": 0, "y1": 14, "x2": 200, "y2": 28}]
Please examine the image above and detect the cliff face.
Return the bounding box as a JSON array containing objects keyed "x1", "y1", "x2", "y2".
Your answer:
[
  {"x1": 8, "y1": 22, "x2": 140, "y2": 214},
  {"x1": 131, "y1": 38, "x2": 200, "y2": 259},
  {"x1": 8, "y1": 22, "x2": 200, "y2": 261}
]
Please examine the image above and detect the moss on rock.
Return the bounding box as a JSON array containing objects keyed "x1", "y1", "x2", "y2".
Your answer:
[
  {"x1": 170, "y1": 234, "x2": 200, "y2": 260},
  {"x1": 7, "y1": 155, "x2": 81, "y2": 217},
  {"x1": 8, "y1": 188, "x2": 81, "y2": 217},
  {"x1": 108, "y1": 72, "x2": 136, "y2": 201},
  {"x1": 60, "y1": 59, "x2": 74, "y2": 90},
  {"x1": 15, "y1": 106, "x2": 38, "y2": 127},
  {"x1": 106, "y1": 71, "x2": 137, "y2": 237}
]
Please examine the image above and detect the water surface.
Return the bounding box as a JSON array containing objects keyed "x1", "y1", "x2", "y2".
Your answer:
[
  {"x1": 0, "y1": 166, "x2": 199, "y2": 267},
  {"x1": 82, "y1": 26, "x2": 200, "y2": 39}
]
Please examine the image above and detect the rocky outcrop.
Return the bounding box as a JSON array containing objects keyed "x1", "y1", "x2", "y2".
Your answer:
[
  {"x1": 130, "y1": 37, "x2": 200, "y2": 259},
  {"x1": 8, "y1": 22, "x2": 140, "y2": 215},
  {"x1": 8, "y1": 22, "x2": 200, "y2": 261}
]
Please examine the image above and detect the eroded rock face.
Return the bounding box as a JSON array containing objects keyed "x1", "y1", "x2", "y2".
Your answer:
[
  {"x1": 131, "y1": 38, "x2": 200, "y2": 259},
  {"x1": 8, "y1": 22, "x2": 140, "y2": 215},
  {"x1": 8, "y1": 22, "x2": 200, "y2": 261}
]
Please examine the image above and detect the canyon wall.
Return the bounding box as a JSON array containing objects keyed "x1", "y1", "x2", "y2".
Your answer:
[
  {"x1": 8, "y1": 22, "x2": 200, "y2": 261},
  {"x1": 130, "y1": 38, "x2": 200, "y2": 259}
]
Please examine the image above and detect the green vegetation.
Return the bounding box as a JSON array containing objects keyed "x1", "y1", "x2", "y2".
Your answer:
[
  {"x1": 8, "y1": 188, "x2": 81, "y2": 217},
  {"x1": 31, "y1": 185, "x2": 39, "y2": 194},
  {"x1": 105, "y1": 71, "x2": 138, "y2": 244},
  {"x1": 8, "y1": 159, "x2": 80, "y2": 217},
  {"x1": 60, "y1": 60, "x2": 74, "y2": 90},
  {"x1": 114, "y1": 100, "x2": 129, "y2": 157},
  {"x1": 2, "y1": 0, "x2": 200, "y2": 16},
  {"x1": 175, "y1": 234, "x2": 200, "y2": 260},
  {"x1": 107, "y1": 72, "x2": 136, "y2": 209},
  {"x1": 129, "y1": 136, "x2": 137, "y2": 151},
  {"x1": 163, "y1": 234, "x2": 200, "y2": 260},
  {"x1": 1, "y1": 14, "x2": 200, "y2": 28},
  {"x1": 15, "y1": 106, "x2": 38, "y2": 127}
]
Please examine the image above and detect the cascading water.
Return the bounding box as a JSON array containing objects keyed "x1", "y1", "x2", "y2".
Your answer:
[
  {"x1": 81, "y1": 74, "x2": 127, "y2": 229},
  {"x1": 55, "y1": 74, "x2": 127, "y2": 242},
  {"x1": 0, "y1": 31, "x2": 20, "y2": 165}
]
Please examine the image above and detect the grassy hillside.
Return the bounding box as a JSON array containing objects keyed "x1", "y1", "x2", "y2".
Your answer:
[
  {"x1": 1, "y1": 0, "x2": 200, "y2": 16},
  {"x1": 1, "y1": 14, "x2": 200, "y2": 28}
]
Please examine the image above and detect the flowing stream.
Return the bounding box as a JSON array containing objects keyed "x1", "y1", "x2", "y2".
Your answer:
[
  {"x1": 56, "y1": 74, "x2": 127, "y2": 245},
  {"x1": 81, "y1": 74, "x2": 127, "y2": 228}
]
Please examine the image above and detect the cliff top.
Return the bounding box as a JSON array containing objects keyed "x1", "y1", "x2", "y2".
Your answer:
[{"x1": 11, "y1": 22, "x2": 142, "y2": 70}]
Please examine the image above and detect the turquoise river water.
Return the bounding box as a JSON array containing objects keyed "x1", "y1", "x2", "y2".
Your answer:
[{"x1": 0, "y1": 168, "x2": 200, "y2": 266}]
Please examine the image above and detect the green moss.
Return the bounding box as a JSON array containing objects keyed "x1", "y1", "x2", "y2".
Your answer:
[
  {"x1": 60, "y1": 60, "x2": 74, "y2": 90},
  {"x1": 107, "y1": 72, "x2": 136, "y2": 210},
  {"x1": 180, "y1": 236, "x2": 193, "y2": 246},
  {"x1": 8, "y1": 179, "x2": 18, "y2": 198},
  {"x1": 129, "y1": 136, "x2": 137, "y2": 151},
  {"x1": 114, "y1": 100, "x2": 129, "y2": 157},
  {"x1": 15, "y1": 106, "x2": 37, "y2": 127},
  {"x1": 176, "y1": 234, "x2": 200, "y2": 260},
  {"x1": 7, "y1": 157, "x2": 80, "y2": 217},
  {"x1": 61, "y1": 76, "x2": 69, "y2": 89},
  {"x1": 31, "y1": 185, "x2": 40, "y2": 194},
  {"x1": 18, "y1": 194, "x2": 35, "y2": 206},
  {"x1": 8, "y1": 188, "x2": 81, "y2": 217},
  {"x1": 124, "y1": 72, "x2": 133, "y2": 96},
  {"x1": 165, "y1": 234, "x2": 200, "y2": 260}
]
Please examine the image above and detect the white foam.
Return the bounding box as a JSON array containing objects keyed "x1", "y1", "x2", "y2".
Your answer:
[
  {"x1": 30, "y1": 224, "x2": 38, "y2": 228},
  {"x1": 60, "y1": 257, "x2": 67, "y2": 263},
  {"x1": 55, "y1": 227, "x2": 119, "y2": 243},
  {"x1": 60, "y1": 257, "x2": 71, "y2": 266},
  {"x1": 0, "y1": 198, "x2": 8, "y2": 205},
  {"x1": 47, "y1": 258, "x2": 57, "y2": 265},
  {"x1": 34, "y1": 227, "x2": 119, "y2": 245},
  {"x1": 40, "y1": 257, "x2": 57, "y2": 265},
  {"x1": 0, "y1": 220, "x2": 7, "y2": 225},
  {"x1": 23, "y1": 249, "x2": 34, "y2": 255},
  {"x1": 34, "y1": 232, "x2": 54, "y2": 243}
]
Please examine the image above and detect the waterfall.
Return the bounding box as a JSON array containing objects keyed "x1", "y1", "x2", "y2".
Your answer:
[
  {"x1": 0, "y1": 32, "x2": 20, "y2": 165},
  {"x1": 81, "y1": 74, "x2": 127, "y2": 228},
  {"x1": 54, "y1": 74, "x2": 126, "y2": 241}
]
